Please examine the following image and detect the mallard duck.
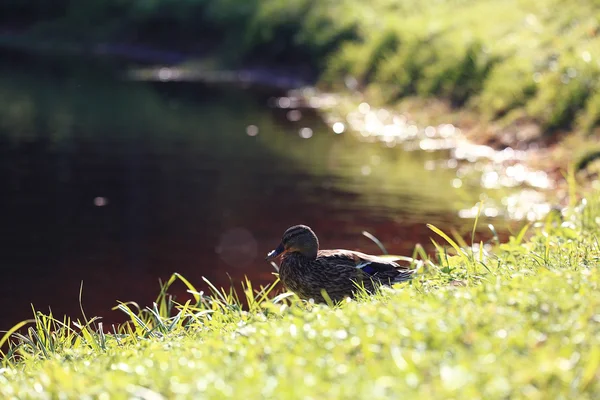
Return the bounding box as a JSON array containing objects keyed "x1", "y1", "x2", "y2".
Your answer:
[{"x1": 265, "y1": 225, "x2": 415, "y2": 303}]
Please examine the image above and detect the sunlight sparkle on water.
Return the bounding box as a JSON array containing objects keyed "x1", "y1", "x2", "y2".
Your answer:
[
  {"x1": 299, "y1": 127, "x2": 313, "y2": 139},
  {"x1": 291, "y1": 89, "x2": 555, "y2": 221},
  {"x1": 287, "y1": 110, "x2": 302, "y2": 122},
  {"x1": 308, "y1": 97, "x2": 321, "y2": 108},
  {"x1": 582, "y1": 51, "x2": 592, "y2": 63},
  {"x1": 94, "y1": 197, "x2": 108, "y2": 206},
  {"x1": 458, "y1": 190, "x2": 551, "y2": 221},
  {"x1": 344, "y1": 76, "x2": 359, "y2": 90},
  {"x1": 246, "y1": 125, "x2": 259, "y2": 136},
  {"x1": 332, "y1": 122, "x2": 345, "y2": 134},
  {"x1": 277, "y1": 97, "x2": 291, "y2": 108},
  {"x1": 158, "y1": 67, "x2": 174, "y2": 81},
  {"x1": 358, "y1": 102, "x2": 371, "y2": 114}
]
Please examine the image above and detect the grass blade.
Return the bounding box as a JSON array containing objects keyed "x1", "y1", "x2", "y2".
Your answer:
[
  {"x1": 362, "y1": 230, "x2": 388, "y2": 255},
  {"x1": 0, "y1": 319, "x2": 33, "y2": 358}
]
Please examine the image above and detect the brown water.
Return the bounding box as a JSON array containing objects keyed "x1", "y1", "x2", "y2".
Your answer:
[{"x1": 0, "y1": 50, "x2": 514, "y2": 331}]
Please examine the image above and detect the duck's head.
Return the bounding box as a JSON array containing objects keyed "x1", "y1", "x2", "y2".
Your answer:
[{"x1": 265, "y1": 225, "x2": 319, "y2": 261}]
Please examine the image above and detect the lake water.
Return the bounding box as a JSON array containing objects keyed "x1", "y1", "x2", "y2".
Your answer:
[{"x1": 0, "y1": 50, "x2": 514, "y2": 330}]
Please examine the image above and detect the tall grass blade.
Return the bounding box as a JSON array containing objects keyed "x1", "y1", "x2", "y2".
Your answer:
[
  {"x1": 514, "y1": 223, "x2": 531, "y2": 245},
  {"x1": 567, "y1": 164, "x2": 577, "y2": 209},
  {"x1": 362, "y1": 230, "x2": 388, "y2": 254},
  {"x1": 174, "y1": 273, "x2": 201, "y2": 303},
  {"x1": 115, "y1": 303, "x2": 152, "y2": 336},
  {"x1": 471, "y1": 201, "x2": 483, "y2": 248},
  {"x1": 428, "y1": 224, "x2": 471, "y2": 267},
  {"x1": 0, "y1": 319, "x2": 33, "y2": 358},
  {"x1": 202, "y1": 277, "x2": 229, "y2": 304},
  {"x1": 488, "y1": 224, "x2": 499, "y2": 245}
]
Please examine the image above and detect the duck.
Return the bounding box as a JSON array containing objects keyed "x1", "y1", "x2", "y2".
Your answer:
[{"x1": 265, "y1": 224, "x2": 415, "y2": 303}]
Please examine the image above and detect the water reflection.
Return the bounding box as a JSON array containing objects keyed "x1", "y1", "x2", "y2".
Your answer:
[{"x1": 0, "y1": 51, "x2": 514, "y2": 330}]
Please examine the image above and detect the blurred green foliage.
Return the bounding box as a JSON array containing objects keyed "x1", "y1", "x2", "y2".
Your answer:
[{"x1": 3, "y1": 0, "x2": 600, "y2": 133}]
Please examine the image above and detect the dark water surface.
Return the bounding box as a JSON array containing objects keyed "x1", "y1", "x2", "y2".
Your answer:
[{"x1": 0, "y1": 50, "x2": 511, "y2": 330}]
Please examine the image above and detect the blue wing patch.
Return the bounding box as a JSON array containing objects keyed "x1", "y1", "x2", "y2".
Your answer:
[{"x1": 359, "y1": 264, "x2": 377, "y2": 275}]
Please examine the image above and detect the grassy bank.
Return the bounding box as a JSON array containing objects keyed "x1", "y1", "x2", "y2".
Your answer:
[
  {"x1": 4, "y1": 0, "x2": 600, "y2": 143},
  {"x1": 323, "y1": 0, "x2": 600, "y2": 133},
  {"x1": 1, "y1": 187, "x2": 599, "y2": 398}
]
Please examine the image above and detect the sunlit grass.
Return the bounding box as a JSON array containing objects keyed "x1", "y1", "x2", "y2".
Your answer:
[
  {"x1": 6, "y1": 0, "x2": 600, "y2": 137},
  {"x1": 1, "y1": 187, "x2": 599, "y2": 398},
  {"x1": 318, "y1": 0, "x2": 600, "y2": 135}
]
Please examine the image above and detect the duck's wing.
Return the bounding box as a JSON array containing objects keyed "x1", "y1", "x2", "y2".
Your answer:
[{"x1": 317, "y1": 250, "x2": 415, "y2": 283}]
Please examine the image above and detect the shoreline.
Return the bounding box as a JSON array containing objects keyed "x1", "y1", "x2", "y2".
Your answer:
[{"x1": 2, "y1": 33, "x2": 596, "y2": 206}]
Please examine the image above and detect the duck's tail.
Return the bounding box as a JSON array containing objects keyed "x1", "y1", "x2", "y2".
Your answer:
[{"x1": 391, "y1": 268, "x2": 417, "y2": 284}]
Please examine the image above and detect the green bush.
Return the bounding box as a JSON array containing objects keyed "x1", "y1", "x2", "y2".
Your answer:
[
  {"x1": 527, "y1": 56, "x2": 598, "y2": 132},
  {"x1": 4, "y1": 0, "x2": 600, "y2": 134}
]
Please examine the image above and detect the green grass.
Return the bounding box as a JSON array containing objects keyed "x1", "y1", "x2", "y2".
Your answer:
[
  {"x1": 6, "y1": 1, "x2": 600, "y2": 180},
  {"x1": 319, "y1": 0, "x2": 600, "y2": 136},
  {"x1": 4, "y1": 0, "x2": 600, "y2": 138},
  {"x1": 1, "y1": 190, "x2": 599, "y2": 398}
]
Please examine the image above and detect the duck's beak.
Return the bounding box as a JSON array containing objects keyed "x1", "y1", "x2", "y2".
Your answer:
[{"x1": 265, "y1": 243, "x2": 285, "y2": 261}]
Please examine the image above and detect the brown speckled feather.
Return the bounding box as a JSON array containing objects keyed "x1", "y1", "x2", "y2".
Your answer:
[
  {"x1": 279, "y1": 249, "x2": 415, "y2": 303},
  {"x1": 267, "y1": 225, "x2": 415, "y2": 303}
]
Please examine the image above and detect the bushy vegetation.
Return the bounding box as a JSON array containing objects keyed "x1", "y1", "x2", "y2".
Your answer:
[
  {"x1": 1, "y1": 189, "x2": 599, "y2": 398},
  {"x1": 3, "y1": 0, "x2": 600, "y2": 137},
  {"x1": 1, "y1": 0, "x2": 357, "y2": 68},
  {"x1": 322, "y1": 0, "x2": 600, "y2": 135}
]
